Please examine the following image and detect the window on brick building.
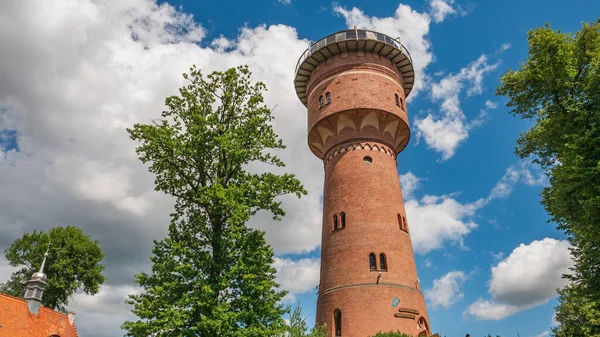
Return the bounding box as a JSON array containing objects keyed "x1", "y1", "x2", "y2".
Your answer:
[
  {"x1": 325, "y1": 92, "x2": 331, "y2": 105},
  {"x1": 334, "y1": 309, "x2": 342, "y2": 336},
  {"x1": 369, "y1": 253, "x2": 377, "y2": 270},
  {"x1": 403, "y1": 216, "x2": 408, "y2": 232},
  {"x1": 319, "y1": 95, "x2": 324, "y2": 108},
  {"x1": 395, "y1": 93, "x2": 400, "y2": 106},
  {"x1": 379, "y1": 253, "x2": 387, "y2": 270},
  {"x1": 340, "y1": 212, "x2": 346, "y2": 229},
  {"x1": 397, "y1": 213, "x2": 402, "y2": 230},
  {"x1": 333, "y1": 214, "x2": 338, "y2": 230},
  {"x1": 400, "y1": 97, "x2": 405, "y2": 111}
]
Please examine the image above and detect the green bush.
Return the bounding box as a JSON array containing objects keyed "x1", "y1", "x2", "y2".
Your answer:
[{"x1": 368, "y1": 331, "x2": 413, "y2": 337}]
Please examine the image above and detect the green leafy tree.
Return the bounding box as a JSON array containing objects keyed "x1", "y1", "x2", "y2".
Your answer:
[
  {"x1": 496, "y1": 19, "x2": 600, "y2": 333},
  {"x1": 121, "y1": 65, "x2": 306, "y2": 337},
  {"x1": 552, "y1": 284, "x2": 600, "y2": 337},
  {"x1": 282, "y1": 304, "x2": 327, "y2": 337},
  {"x1": 0, "y1": 226, "x2": 106, "y2": 312}
]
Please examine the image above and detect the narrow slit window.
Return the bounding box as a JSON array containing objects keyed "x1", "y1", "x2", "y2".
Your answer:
[
  {"x1": 397, "y1": 214, "x2": 402, "y2": 230},
  {"x1": 400, "y1": 97, "x2": 405, "y2": 110},
  {"x1": 369, "y1": 253, "x2": 377, "y2": 270},
  {"x1": 379, "y1": 253, "x2": 387, "y2": 270},
  {"x1": 326, "y1": 92, "x2": 331, "y2": 105},
  {"x1": 340, "y1": 212, "x2": 346, "y2": 229},
  {"x1": 403, "y1": 216, "x2": 408, "y2": 231},
  {"x1": 395, "y1": 93, "x2": 400, "y2": 106},
  {"x1": 319, "y1": 95, "x2": 324, "y2": 108},
  {"x1": 334, "y1": 309, "x2": 342, "y2": 336},
  {"x1": 333, "y1": 214, "x2": 338, "y2": 230}
]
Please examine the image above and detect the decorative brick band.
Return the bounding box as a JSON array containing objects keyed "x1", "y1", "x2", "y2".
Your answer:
[
  {"x1": 318, "y1": 282, "x2": 422, "y2": 296},
  {"x1": 323, "y1": 140, "x2": 396, "y2": 165}
]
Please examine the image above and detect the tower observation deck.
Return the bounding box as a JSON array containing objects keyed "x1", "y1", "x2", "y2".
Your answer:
[{"x1": 293, "y1": 29, "x2": 431, "y2": 337}]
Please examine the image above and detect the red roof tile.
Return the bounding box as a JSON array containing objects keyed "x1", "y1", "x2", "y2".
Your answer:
[{"x1": 0, "y1": 293, "x2": 78, "y2": 337}]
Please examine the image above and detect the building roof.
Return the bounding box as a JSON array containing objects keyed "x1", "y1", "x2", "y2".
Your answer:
[
  {"x1": 293, "y1": 28, "x2": 415, "y2": 106},
  {"x1": 0, "y1": 293, "x2": 78, "y2": 337}
]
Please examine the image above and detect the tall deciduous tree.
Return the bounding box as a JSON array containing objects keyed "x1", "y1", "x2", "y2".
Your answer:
[
  {"x1": 0, "y1": 226, "x2": 106, "y2": 312},
  {"x1": 283, "y1": 304, "x2": 327, "y2": 337},
  {"x1": 496, "y1": 19, "x2": 600, "y2": 334},
  {"x1": 552, "y1": 284, "x2": 600, "y2": 337},
  {"x1": 121, "y1": 65, "x2": 306, "y2": 337}
]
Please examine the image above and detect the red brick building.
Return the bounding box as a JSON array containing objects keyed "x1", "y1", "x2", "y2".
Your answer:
[
  {"x1": 294, "y1": 29, "x2": 432, "y2": 337},
  {"x1": 0, "y1": 247, "x2": 78, "y2": 337}
]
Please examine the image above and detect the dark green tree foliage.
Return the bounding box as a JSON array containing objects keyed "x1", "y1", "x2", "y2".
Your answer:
[
  {"x1": 496, "y1": 19, "x2": 600, "y2": 333},
  {"x1": 121, "y1": 65, "x2": 306, "y2": 337},
  {"x1": 0, "y1": 226, "x2": 106, "y2": 312}
]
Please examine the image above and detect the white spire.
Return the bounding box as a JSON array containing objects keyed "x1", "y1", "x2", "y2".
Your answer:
[{"x1": 38, "y1": 242, "x2": 51, "y2": 274}]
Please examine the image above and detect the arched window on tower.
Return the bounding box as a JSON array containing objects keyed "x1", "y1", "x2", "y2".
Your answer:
[
  {"x1": 334, "y1": 309, "x2": 342, "y2": 336},
  {"x1": 319, "y1": 95, "x2": 324, "y2": 108},
  {"x1": 333, "y1": 214, "x2": 338, "y2": 230},
  {"x1": 379, "y1": 253, "x2": 387, "y2": 271},
  {"x1": 340, "y1": 212, "x2": 346, "y2": 229},
  {"x1": 325, "y1": 92, "x2": 331, "y2": 105},
  {"x1": 397, "y1": 213, "x2": 402, "y2": 230},
  {"x1": 395, "y1": 93, "x2": 400, "y2": 106},
  {"x1": 417, "y1": 317, "x2": 429, "y2": 336},
  {"x1": 369, "y1": 253, "x2": 377, "y2": 270},
  {"x1": 403, "y1": 216, "x2": 408, "y2": 232}
]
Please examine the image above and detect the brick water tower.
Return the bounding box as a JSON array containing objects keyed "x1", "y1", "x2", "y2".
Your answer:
[{"x1": 293, "y1": 29, "x2": 431, "y2": 337}]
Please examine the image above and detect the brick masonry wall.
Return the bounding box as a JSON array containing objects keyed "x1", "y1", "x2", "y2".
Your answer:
[{"x1": 305, "y1": 50, "x2": 431, "y2": 337}]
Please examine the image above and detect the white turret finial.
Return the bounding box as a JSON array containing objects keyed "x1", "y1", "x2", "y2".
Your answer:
[{"x1": 38, "y1": 242, "x2": 51, "y2": 274}]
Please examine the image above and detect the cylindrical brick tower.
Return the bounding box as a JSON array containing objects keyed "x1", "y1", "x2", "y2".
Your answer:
[{"x1": 293, "y1": 29, "x2": 431, "y2": 337}]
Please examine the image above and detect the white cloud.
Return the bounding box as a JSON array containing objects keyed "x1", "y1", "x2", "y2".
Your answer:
[
  {"x1": 333, "y1": 4, "x2": 433, "y2": 97},
  {"x1": 273, "y1": 257, "x2": 320, "y2": 296},
  {"x1": 400, "y1": 172, "x2": 421, "y2": 199},
  {"x1": 406, "y1": 194, "x2": 480, "y2": 254},
  {"x1": 413, "y1": 115, "x2": 468, "y2": 160},
  {"x1": 415, "y1": 55, "x2": 500, "y2": 160},
  {"x1": 277, "y1": 0, "x2": 292, "y2": 5},
  {"x1": 532, "y1": 332, "x2": 550, "y2": 337},
  {"x1": 486, "y1": 161, "x2": 546, "y2": 202},
  {"x1": 404, "y1": 161, "x2": 545, "y2": 254},
  {"x1": 485, "y1": 100, "x2": 498, "y2": 109},
  {"x1": 425, "y1": 271, "x2": 469, "y2": 308},
  {"x1": 429, "y1": 0, "x2": 457, "y2": 23},
  {"x1": 69, "y1": 284, "x2": 139, "y2": 337},
  {"x1": 465, "y1": 238, "x2": 574, "y2": 320},
  {"x1": 491, "y1": 251, "x2": 504, "y2": 261}
]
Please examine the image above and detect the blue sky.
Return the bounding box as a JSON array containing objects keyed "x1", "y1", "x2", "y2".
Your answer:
[{"x1": 0, "y1": 0, "x2": 598, "y2": 336}]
